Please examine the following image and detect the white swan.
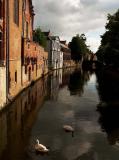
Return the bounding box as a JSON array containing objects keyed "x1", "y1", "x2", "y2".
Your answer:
[
  {"x1": 35, "y1": 139, "x2": 49, "y2": 153},
  {"x1": 63, "y1": 125, "x2": 74, "y2": 132},
  {"x1": 63, "y1": 125, "x2": 75, "y2": 137}
]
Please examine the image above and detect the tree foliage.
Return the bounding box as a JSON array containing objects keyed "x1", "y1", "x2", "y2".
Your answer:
[
  {"x1": 33, "y1": 27, "x2": 47, "y2": 48},
  {"x1": 69, "y1": 34, "x2": 90, "y2": 62},
  {"x1": 96, "y1": 9, "x2": 119, "y2": 67}
]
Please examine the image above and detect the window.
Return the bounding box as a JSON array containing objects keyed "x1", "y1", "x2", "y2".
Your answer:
[
  {"x1": 15, "y1": 71, "x2": 17, "y2": 83},
  {"x1": 0, "y1": 33, "x2": 1, "y2": 40},
  {"x1": 0, "y1": 32, "x2": 2, "y2": 60},
  {"x1": 24, "y1": 0, "x2": 26, "y2": 10},
  {"x1": 0, "y1": 41, "x2": 2, "y2": 59},
  {"x1": 32, "y1": 65, "x2": 34, "y2": 71},
  {"x1": 28, "y1": 44, "x2": 30, "y2": 49},
  {"x1": 14, "y1": 0, "x2": 19, "y2": 26},
  {"x1": 25, "y1": 65, "x2": 27, "y2": 74},
  {"x1": 9, "y1": 72, "x2": 11, "y2": 88},
  {"x1": 26, "y1": 22, "x2": 29, "y2": 38},
  {"x1": 0, "y1": 1, "x2": 2, "y2": 19}
]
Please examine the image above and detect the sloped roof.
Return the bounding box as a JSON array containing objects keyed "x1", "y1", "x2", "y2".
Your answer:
[
  {"x1": 50, "y1": 36, "x2": 60, "y2": 41},
  {"x1": 43, "y1": 31, "x2": 50, "y2": 37},
  {"x1": 60, "y1": 41, "x2": 66, "y2": 45}
]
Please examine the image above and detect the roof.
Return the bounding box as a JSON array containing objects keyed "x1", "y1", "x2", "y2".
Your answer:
[
  {"x1": 60, "y1": 43, "x2": 69, "y2": 49},
  {"x1": 60, "y1": 41, "x2": 66, "y2": 45},
  {"x1": 50, "y1": 36, "x2": 60, "y2": 41},
  {"x1": 60, "y1": 43, "x2": 71, "y2": 53},
  {"x1": 43, "y1": 31, "x2": 50, "y2": 37}
]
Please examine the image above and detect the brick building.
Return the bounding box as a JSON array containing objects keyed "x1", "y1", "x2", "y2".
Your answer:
[{"x1": 0, "y1": 0, "x2": 48, "y2": 108}]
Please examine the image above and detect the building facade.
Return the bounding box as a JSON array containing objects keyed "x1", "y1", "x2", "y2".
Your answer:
[
  {"x1": 44, "y1": 32, "x2": 63, "y2": 70},
  {"x1": 0, "y1": 0, "x2": 7, "y2": 107},
  {"x1": 60, "y1": 41, "x2": 73, "y2": 67},
  {"x1": 0, "y1": 0, "x2": 48, "y2": 108}
]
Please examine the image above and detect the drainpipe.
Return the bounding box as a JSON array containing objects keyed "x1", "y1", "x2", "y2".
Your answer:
[
  {"x1": 6, "y1": 0, "x2": 10, "y2": 101},
  {"x1": 21, "y1": 0, "x2": 25, "y2": 86},
  {"x1": 22, "y1": 0, "x2": 25, "y2": 38}
]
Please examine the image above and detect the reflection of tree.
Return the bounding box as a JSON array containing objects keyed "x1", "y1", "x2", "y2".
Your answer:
[
  {"x1": 97, "y1": 103, "x2": 119, "y2": 145},
  {"x1": 96, "y1": 69, "x2": 119, "y2": 103},
  {"x1": 68, "y1": 69, "x2": 90, "y2": 96},
  {"x1": 96, "y1": 69, "x2": 119, "y2": 145}
]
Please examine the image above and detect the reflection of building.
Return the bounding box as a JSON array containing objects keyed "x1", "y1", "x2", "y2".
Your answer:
[
  {"x1": 0, "y1": 113, "x2": 7, "y2": 157},
  {"x1": 48, "y1": 70, "x2": 63, "y2": 100},
  {"x1": 0, "y1": 76, "x2": 48, "y2": 160},
  {"x1": 59, "y1": 69, "x2": 63, "y2": 85}
]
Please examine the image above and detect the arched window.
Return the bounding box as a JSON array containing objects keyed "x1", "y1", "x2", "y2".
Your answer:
[{"x1": 14, "y1": 0, "x2": 19, "y2": 26}]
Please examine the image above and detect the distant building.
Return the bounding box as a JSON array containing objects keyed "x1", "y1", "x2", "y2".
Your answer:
[
  {"x1": 60, "y1": 41, "x2": 72, "y2": 67},
  {"x1": 44, "y1": 32, "x2": 63, "y2": 70}
]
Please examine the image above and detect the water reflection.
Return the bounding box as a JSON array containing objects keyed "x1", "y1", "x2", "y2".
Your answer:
[
  {"x1": 47, "y1": 70, "x2": 61, "y2": 100},
  {"x1": 96, "y1": 69, "x2": 119, "y2": 147},
  {"x1": 97, "y1": 104, "x2": 119, "y2": 146},
  {"x1": 1, "y1": 68, "x2": 119, "y2": 160},
  {"x1": 73, "y1": 150, "x2": 98, "y2": 160},
  {"x1": 0, "y1": 76, "x2": 48, "y2": 160},
  {"x1": 96, "y1": 69, "x2": 119, "y2": 103},
  {"x1": 0, "y1": 69, "x2": 76, "y2": 159},
  {"x1": 68, "y1": 69, "x2": 90, "y2": 96}
]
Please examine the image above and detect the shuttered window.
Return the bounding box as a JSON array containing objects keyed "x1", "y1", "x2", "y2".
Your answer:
[
  {"x1": 0, "y1": 1, "x2": 2, "y2": 19},
  {"x1": 14, "y1": 0, "x2": 19, "y2": 26},
  {"x1": 0, "y1": 32, "x2": 2, "y2": 60},
  {"x1": 15, "y1": 71, "x2": 17, "y2": 83},
  {"x1": 26, "y1": 21, "x2": 29, "y2": 38}
]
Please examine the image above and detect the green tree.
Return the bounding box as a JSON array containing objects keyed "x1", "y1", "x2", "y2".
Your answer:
[
  {"x1": 33, "y1": 27, "x2": 47, "y2": 48},
  {"x1": 96, "y1": 9, "x2": 119, "y2": 67},
  {"x1": 69, "y1": 34, "x2": 90, "y2": 62}
]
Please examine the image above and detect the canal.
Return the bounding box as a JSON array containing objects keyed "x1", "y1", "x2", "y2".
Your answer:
[{"x1": 0, "y1": 68, "x2": 119, "y2": 160}]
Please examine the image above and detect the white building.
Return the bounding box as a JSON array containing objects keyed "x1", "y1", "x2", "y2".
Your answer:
[{"x1": 44, "y1": 32, "x2": 63, "y2": 70}]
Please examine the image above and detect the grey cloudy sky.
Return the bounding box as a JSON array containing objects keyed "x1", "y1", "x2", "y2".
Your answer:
[{"x1": 32, "y1": 0, "x2": 119, "y2": 52}]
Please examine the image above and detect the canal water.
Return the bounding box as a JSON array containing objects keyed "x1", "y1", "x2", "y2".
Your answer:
[{"x1": 0, "y1": 68, "x2": 119, "y2": 160}]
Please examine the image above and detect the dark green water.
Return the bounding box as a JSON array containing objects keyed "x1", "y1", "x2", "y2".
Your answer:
[{"x1": 0, "y1": 68, "x2": 119, "y2": 160}]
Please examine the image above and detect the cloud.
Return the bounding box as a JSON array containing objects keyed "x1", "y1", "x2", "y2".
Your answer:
[
  {"x1": 32, "y1": 0, "x2": 119, "y2": 52},
  {"x1": 80, "y1": 0, "x2": 99, "y2": 6}
]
